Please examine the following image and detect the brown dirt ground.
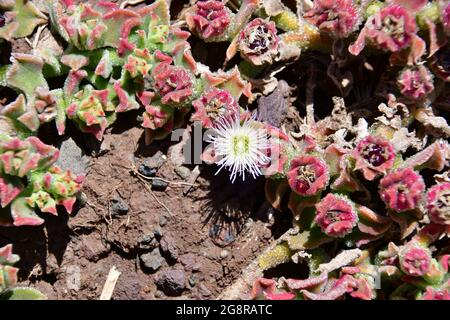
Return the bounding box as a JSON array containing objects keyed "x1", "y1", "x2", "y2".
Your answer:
[{"x1": 0, "y1": 117, "x2": 287, "y2": 299}]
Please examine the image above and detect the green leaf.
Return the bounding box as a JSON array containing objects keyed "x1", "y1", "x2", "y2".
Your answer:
[
  {"x1": 6, "y1": 54, "x2": 48, "y2": 99},
  {"x1": 0, "y1": 0, "x2": 47, "y2": 40},
  {"x1": 0, "y1": 287, "x2": 47, "y2": 300}
]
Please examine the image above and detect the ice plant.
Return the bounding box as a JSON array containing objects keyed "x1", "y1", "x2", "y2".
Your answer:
[
  {"x1": 262, "y1": 125, "x2": 291, "y2": 178},
  {"x1": 421, "y1": 287, "x2": 450, "y2": 300},
  {"x1": 151, "y1": 61, "x2": 194, "y2": 105},
  {"x1": 397, "y1": 65, "x2": 434, "y2": 100},
  {"x1": 251, "y1": 278, "x2": 295, "y2": 300},
  {"x1": 349, "y1": 5, "x2": 417, "y2": 55},
  {"x1": 0, "y1": 244, "x2": 19, "y2": 294},
  {"x1": 0, "y1": 0, "x2": 47, "y2": 40},
  {"x1": 0, "y1": 134, "x2": 82, "y2": 226},
  {"x1": 207, "y1": 115, "x2": 270, "y2": 182},
  {"x1": 0, "y1": 136, "x2": 59, "y2": 181},
  {"x1": 28, "y1": 166, "x2": 83, "y2": 215},
  {"x1": 287, "y1": 155, "x2": 329, "y2": 197},
  {"x1": 315, "y1": 193, "x2": 358, "y2": 238},
  {"x1": 65, "y1": 86, "x2": 116, "y2": 141},
  {"x1": 185, "y1": 0, "x2": 232, "y2": 40},
  {"x1": 353, "y1": 135, "x2": 395, "y2": 181},
  {"x1": 32, "y1": 88, "x2": 58, "y2": 125},
  {"x1": 427, "y1": 183, "x2": 450, "y2": 225},
  {"x1": 191, "y1": 88, "x2": 239, "y2": 128},
  {"x1": 304, "y1": 0, "x2": 359, "y2": 38},
  {"x1": 379, "y1": 168, "x2": 426, "y2": 212},
  {"x1": 398, "y1": 244, "x2": 432, "y2": 277},
  {"x1": 238, "y1": 18, "x2": 280, "y2": 65},
  {"x1": 0, "y1": 244, "x2": 46, "y2": 299},
  {"x1": 55, "y1": 1, "x2": 141, "y2": 52}
]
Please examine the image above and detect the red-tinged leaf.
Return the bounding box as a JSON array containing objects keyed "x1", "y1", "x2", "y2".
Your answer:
[
  {"x1": 137, "y1": 0, "x2": 170, "y2": 28},
  {"x1": 60, "y1": 197, "x2": 76, "y2": 214},
  {"x1": 266, "y1": 292, "x2": 295, "y2": 300},
  {"x1": 250, "y1": 278, "x2": 276, "y2": 300},
  {"x1": 402, "y1": 140, "x2": 449, "y2": 171},
  {"x1": 102, "y1": 8, "x2": 140, "y2": 48},
  {"x1": 356, "y1": 205, "x2": 392, "y2": 236},
  {"x1": 0, "y1": 0, "x2": 47, "y2": 40},
  {"x1": 284, "y1": 272, "x2": 328, "y2": 290},
  {"x1": 10, "y1": 197, "x2": 44, "y2": 227},
  {"x1": 60, "y1": 54, "x2": 90, "y2": 71},
  {"x1": 0, "y1": 94, "x2": 26, "y2": 118},
  {"x1": 6, "y1": 54, "x2": 47, "y2": 99},
  {"x1": 301, "y1": 275, "x2": 357, "y2": 300},
  {"x1": 349, "y1": 277, "x2": 374, "y2": 300},
  {"x1": 64, "y1": 70, "x2": 87, "y2": 96},
  {"x1": 203, "y1": 67, "x2": 252, "y2": 100},
  {"x1": 0, "y1": 244, "x2": 19, "y2": 265},
  {"x1": 114, "y1": 82, "x2": 140, "y2": 113},
  {"x1": 95, "y1": 50, "x2": 113, "y2": 78},
  {"x1": 390, "y1": 0, "x2": 427, "y2": 12},
  {"x1": 0, "y1": 265, "x2": 18, "y2": 292},
  {"x1": 0, "y1": 176, "x2": 23, "y2": 208}
]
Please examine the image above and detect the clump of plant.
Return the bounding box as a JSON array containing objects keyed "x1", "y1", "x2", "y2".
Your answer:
[{"x1": 0, "y1": 244, "x2": 46, "y2": 299}]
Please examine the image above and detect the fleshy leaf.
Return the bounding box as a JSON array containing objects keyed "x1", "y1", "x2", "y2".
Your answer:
[
  {"x1": 1, "y1": 287, "x2": 47, "y2": 300},
  {"x1": 258, "y1": 242, "x2": 292, "y2": 271},
  {"x1": 10, "y1": 196, "x2": 44, "y2": 227},
  {"x1": 0, "y1": 0, "x2": 47, "y2": 40},
  {"x1": 6, "y1": 54, "x2": 48, "y2": 99}
]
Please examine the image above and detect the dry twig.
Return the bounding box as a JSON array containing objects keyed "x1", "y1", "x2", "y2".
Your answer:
[{"x1": 99, "y1": 266, "x2": 121, "y2": 300}]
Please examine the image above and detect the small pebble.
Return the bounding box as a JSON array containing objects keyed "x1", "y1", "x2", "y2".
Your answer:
[
  {"x1": 142, "y1": 151, "x2": 166, "y2": 170},
  {"x1": 141, "y1": 233, "x2": 155, "y2": 244},
  {"x1": 189, "y1": 274, "x2": 196, "y2": 287},
  {"x1": 138, "y1": 164, "x2": 157, "y2": 177},
  {"x1": 159, "y1": 216, "x2": 168, "y2": 227},
  {"x1": 140, "y1": 249, "x2": 165, "y2": 273},
  {"x1": 175, "y1": 166, "x2": 191, "y2": 179},
  {"x1": 110, "y1": 197, "x2": 129, "y2": 216},
  {"x1": 155, "y1": 269, "x2": 186, "y2": 296},
  {"x1": 220, "y1": 250, "x2": 229, "y2": 259},
  {"x1": 151, "y1": 179, "x2": 169, "y2": 191}
]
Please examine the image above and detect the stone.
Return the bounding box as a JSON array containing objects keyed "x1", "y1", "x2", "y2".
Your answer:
[
  {"x1": 80, "y1": 234, "x2": 110, "y2": 262},
  {"x1": 110, "y1": 196, "x2": 129, "y2": 216},
  {"x1": 140, "y1": 249, "x2": 165, "y2": 272},
  {"x1": 138, "y1": 164, "x2": 156, "y2": 177},
  {"x1": 142, "y1": 151, "x2": 166, "y2": 170},
  {"x1": 159, "y1": 216, "x2": 168, "y2": 227},
  {"x1": 139, "y1": 232, "x2": 159, "y2": 250},
  {"x1": 189, "y1": 274, "x2": 196, "y2": 287},
  {"x1": 198, "y1": 283, "x2": 212, "y2": 297},
  {"x1": 160, "y1": 234, "x2": 179, "y2": 261},
  {"x1": 155, "y1": 269, "x2": 186, "y2": 296},
  {"x1": 174, "y1": 166, "x2": 191, "y2": 179},
  {"x1": 56, "y1": 138, "x2": 90, "y2": 177},
  {"x1": 180, "y1": 254, "x2": 196, "y2": 271},
  {"x1": 151, "y1": 179, "x2": 169, "y2": 191}
]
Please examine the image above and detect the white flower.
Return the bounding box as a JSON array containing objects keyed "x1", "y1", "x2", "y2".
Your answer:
[{"x1": 207, "y1": 115, "x2": 270, "y2": 182}]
